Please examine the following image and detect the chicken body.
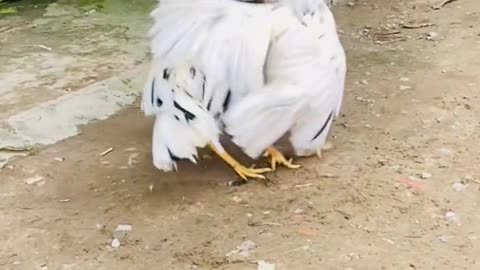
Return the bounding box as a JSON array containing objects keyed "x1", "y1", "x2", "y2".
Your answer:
[{"x1": 142, "y1": 0, "x2": 346, "y2": 179}]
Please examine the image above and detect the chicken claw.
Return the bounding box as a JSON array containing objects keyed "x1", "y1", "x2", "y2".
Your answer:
[
  {"x1": 263, "y1": 147, "x2": 301, "y2": 171},
  {"x1": 208, "y1": 143, "x2": 271, "y2": 181}
]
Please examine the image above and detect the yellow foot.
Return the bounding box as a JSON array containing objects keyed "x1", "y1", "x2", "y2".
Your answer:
[
  {"x1": 263, "y1": 147, "x2": 301, "y2": 171},
  {"x1": 208, "y1": 143, "x2": 271, "y2": 181},
  {"x1": 232, "y1": 164, "x2": 272, "y2": 181}
]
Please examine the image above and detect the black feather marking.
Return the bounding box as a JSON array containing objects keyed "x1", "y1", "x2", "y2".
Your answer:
[
  {"x1": 184, "y1": 91, "x2": 193, "y2": 98},
  {"x1": 201, "y1": 75, "x2": 206, "y2": 100},
  {"x1": 167, "y1": 148, "x2": 181, "y2": 161},
  {"x1": 190, "y1": 67, "x2": 196, "y2": 77},
  {"x1": 174, "y1": 115, "x2": 180, "y2": 121},
  {"x1": 163, "y1": 69, "x2": 171, "y2": 80},
  {"x1": 235, "y1": 0, "x2": 267, "y2": 3},
  {"x1": 312, "y1": 111, "x2": 334, "y2": 141},
  {"x1": 207, "y1": 97, "x2": 213, "y2": 111},
  {"x1": 222, "y1": 90, "x2": 232, "y2": 113},
  {"x1": 174, "y1": 101, "x2": 196, "y2": 122},
  {"x1": 150, "y1": 79, "x2": 155, "y2": 106},
  {"x1": 156, "y1": 98, "x2": 163, "y2": 107}
]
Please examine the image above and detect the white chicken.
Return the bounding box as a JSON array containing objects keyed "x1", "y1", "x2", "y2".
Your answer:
[{"x1": 142, "y1": 0, "x2": 346, "y2": 181}]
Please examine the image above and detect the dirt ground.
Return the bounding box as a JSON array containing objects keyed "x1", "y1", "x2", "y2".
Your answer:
[{"x1": 1, "y1": 0, "x2": 480, "y2": 269}]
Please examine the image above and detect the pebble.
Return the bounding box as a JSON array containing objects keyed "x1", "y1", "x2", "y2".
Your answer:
[
  {"x1": 294, "y1": 208, "x2": 305, "y2": 214},
  {"x1": 419, "y1": 172, "x2": 432, "y2": 179},
  {"x1": 438, "y1": 235, "x2": 449, "y2": 243},
  {"x1": 426, "y1": 31, "x2": 439, "y2": 41},
  {"x1": 115, "y1": 224, "x2": 133, "y2": 232},
  {"x1": 257, "y1": 260, "x2": 275, "y2": 270},
  {"x1": 226, "y1": 240, "x2": 256, "y2": 262},
  {"x1": 452, "y1": 182, "x2": 467, "y2": 192},
  {"x1": 399, "y1": 85, "x2": 412, "y2": 91},
  {"x1": 113, "y1": 224, "x2": 133, "y2": 240},
  {"x1": 111, "y1": 238, "x2": 121, "y2": 248},
  {"x1": 444, "y1": 211, "x2": 458, "y2": 223},
  {"x1": 437, "y1": 148, "x2": 452, "y2": 156}
]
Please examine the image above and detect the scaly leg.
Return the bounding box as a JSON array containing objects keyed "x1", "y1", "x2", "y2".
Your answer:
[
  {"x1": 208, "y1": 143, "x2": 271, "y2": 181},
  {"x1": 263, "y1": 147, "x2": 301, "y2": 171}
]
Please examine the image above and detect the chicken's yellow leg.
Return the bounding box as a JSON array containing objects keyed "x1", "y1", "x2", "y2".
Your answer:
[
  {"x1": 263, "y1": 147, "x2": 301, "y2": 171},
  {"x1": 208, "y1": 143, "x2": 271, "y2": 181}
]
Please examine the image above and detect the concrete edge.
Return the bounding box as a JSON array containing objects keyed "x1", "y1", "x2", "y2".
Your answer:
[{"x1": 0, "y1": 63, "x2": 149, "y2": 167}]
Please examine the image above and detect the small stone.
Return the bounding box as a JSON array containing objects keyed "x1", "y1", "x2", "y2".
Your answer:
[
  {"x1": 226, "y1": 240, "x2": 256, "y2": 262},
  {"x1": 257, "y1": 260, "x2": 276, "y2": 270},
  {"x1": 438, "y1": 148, "x2": 452, "y2": 156},
  {"x1": 294, "y1": 208, "x2": 305, "y2": 214},
  {"x1": 115, "y1": 224, "x2": 133, "y2": 232},
  {"x1": 445, "y1": 211, "x2": 458, "y2": 223},
  {"x1": 438, "y1": 235, "x2": 449, "y2": 243},
  {"x1": 400, "y1": 85, "x2": 412, "y2": 91},
  {"x1": 419, "y1": 172, "x2": 432, "y2": 179},
  {"x1": 400, "y1": 77, "x2": 410, "y2": 82},
  {"x1": 149, "y1": 184, "x2": 154, "y2": 192},
  {"x1": 452, "y1": 182, "x2": 467, "y2": 192},
  {"x1": 111, "y1": 238, "x2": 121, "y2": 248},
  {"x1": 113, "y1": 224, "x2": 133, "y2": 240},
  {"x1": 360, "y1": 79, "x2": 369, "y2": 85},
  {"x1": 426, "y1": 31, "x2": 439, "y2": 41},
  {"x1": 54, "y1": 157, "x2": 65, "y2": 162}
]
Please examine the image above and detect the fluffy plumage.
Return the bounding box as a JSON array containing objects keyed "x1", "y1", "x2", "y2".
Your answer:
[{"x1": 142, "y1": 0, "x2": 346, "y2": 173}]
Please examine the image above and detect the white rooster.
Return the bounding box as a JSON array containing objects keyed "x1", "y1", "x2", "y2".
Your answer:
[{"x1": 142, "y1": 0, "x2": 346, "y2": 181}]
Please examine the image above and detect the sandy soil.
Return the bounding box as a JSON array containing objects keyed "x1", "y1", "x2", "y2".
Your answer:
[{"x1": 1, "y1": 0, "x2": 480, "y2": 269}]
